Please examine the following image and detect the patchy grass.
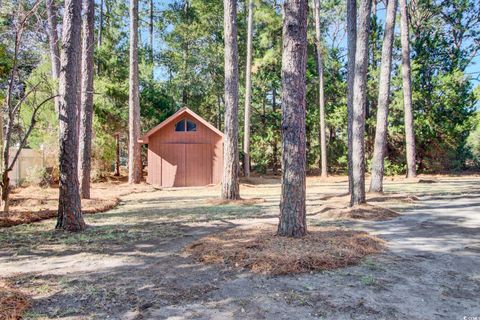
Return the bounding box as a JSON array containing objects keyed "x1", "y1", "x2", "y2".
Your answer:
[
  {"x1": 185, "y1": 224, "x2": 385, "y2": 275},
  {"x1": 0, "y1": 219, "x2": 184, "y2": 254},
  {"x1": 205, "y1": 198, "x2": 266, "y2": 206},
  {"x1": 0, "y1": 281, "x2": 30, "y2": 320},
  {"x1": 0, "y1": 180, "x2": 156, "y2": 228},
  {"x1": 360, "y1": 275, "x2": 377, "y2": 286}
]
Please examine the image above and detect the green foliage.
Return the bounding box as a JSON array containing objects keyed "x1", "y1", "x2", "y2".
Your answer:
[
  {"x1": 466, "y1": 87, "x2": 480, "y2": 166},
  {"x1": 4, "y1": 0, "x2": 480, "y2": 178},
  {"x1": 19, "y1": 58, "x2": 58, "y2": 151}
]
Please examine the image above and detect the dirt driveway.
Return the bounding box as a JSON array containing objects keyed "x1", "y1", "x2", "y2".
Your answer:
[{"x1": 0, "y1": 176, "x2": 479, "y2": 319}]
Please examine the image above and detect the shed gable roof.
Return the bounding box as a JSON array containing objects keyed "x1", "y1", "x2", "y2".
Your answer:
[{"x1": 139, "y1": 107, "x2": 223, "y2": 143}]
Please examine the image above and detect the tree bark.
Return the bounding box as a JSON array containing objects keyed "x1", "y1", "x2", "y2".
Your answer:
[
  {"x1": 128, "y1": 0, "x2": 142, "y2": 184},
  {"x1": 114, "y1": 133, "x2": 120, "y2": 176},
  {"x1": 399, "y1": 0, "x2": 417, "y2": 178},
  {"x1": 217, "y1": 94, "x2": 222, "y2": 131},
  {"x1": 346, "y1": 0, "x2": 356, "y2": 194},
  {"x1": 2, "y1": 171, "x2": 10, "y2": 213},
  {"x1": 313, "y1": 0, "x2": 327, "y2": 178},
  {"x1": 272, "y1": 86, "x2": 279, "y2": 174},
  {"x1": 46, "y1": 0, "x2": 60, "y2": 114},
  {"x1": 78, "y1": 0, "x2": 95, "y2": 199},
  {"x1": 56, "y1": 0, "x2": 86, "y2": 231},
  {"x1": 369, "y1": 0, "x2": 397, "y2": 193},
  {"x1": 350, "y1": 0, "x2": 372, "y2": 207},
  {"x1": 221, "y1": 0, "x2": 240, "y2": 200},
  {"x1": 277, "y1": 0, "x2": 308, "y2": 237},
  {"x1": 182, "y1": 0, "x2": 190, "y2": 106},
  {"x1": 243, "y1": 0, "x2": 254, "y2": 177}
]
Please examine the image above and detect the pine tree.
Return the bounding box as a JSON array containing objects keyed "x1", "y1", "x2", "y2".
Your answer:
[
  {"x1": 399, "y1": 0, "x2": 417, "y2": 178},
  {"x1": 56, "y1": 0, "x2": 86, "y2": 231},
  {"x1": 350, "y1": 0, "x2": 372, "y2": 206},
  {"x1": 128, "y1": 0, "x2": 142, "y2": 184},
  {"x1": 243, "y1": 0, "x2": 254, "y2": 177},
  {"x1": 313, "y1": 0, "x2": 327, "y2": 178},
  {"x1": 277, "y1": 0, "x2": 308, "y2": 237},
  {"x1": 369, "y1": 0, "x2": 397, "y2": 193},
  {"x1": 221, "y1": 0, "x2": 240, "y2": 200},
  {"x1": 78, "y1": 0, "x2": 95, "y2": 199}
]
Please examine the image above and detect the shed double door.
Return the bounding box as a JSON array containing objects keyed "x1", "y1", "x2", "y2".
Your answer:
[{"x1": 159, "y1": 143, "x2": 212, "y2": 187}]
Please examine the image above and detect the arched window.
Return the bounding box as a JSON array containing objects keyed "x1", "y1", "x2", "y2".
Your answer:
[
  {"x1": 186, "y1": 120, "x2": 197, "y2": 132},
  {"x1": 175, "y1": 119, "x2": 196, "y2": 132},
  {"x1": 175, "y1": 120, "x2": 185, "y2": 132}
]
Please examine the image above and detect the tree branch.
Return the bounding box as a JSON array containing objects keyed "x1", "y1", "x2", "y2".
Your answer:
[{"x1": 7, "y1": 94, "x2": 58, "y2": 172}]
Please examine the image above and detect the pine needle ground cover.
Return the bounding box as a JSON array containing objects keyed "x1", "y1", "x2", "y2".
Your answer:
[
  {"x1": 0, "y1": 182, "x2": 155, "y2": 228},
  {"x1": 0, "y1": 282, "x2": 30, "y2": 320},
  {"x1": 185, "y1": 224, "x2": 385, "y2": 275},
  {"x1": 322, "y1": 203, "x2": 400, "y2": 221}
]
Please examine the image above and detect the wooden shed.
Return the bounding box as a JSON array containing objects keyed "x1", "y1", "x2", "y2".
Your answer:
[{"x1": 139, "y1": 107, "x2": 223, "y2": 187}]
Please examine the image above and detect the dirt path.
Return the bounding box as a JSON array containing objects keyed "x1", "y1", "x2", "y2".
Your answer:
[
  {"x1": 0, "y1": 177, "x2": 479, "y2": 319},
  {"x1": 143, "y1": 188, "x2": 480, "y2": 320}
]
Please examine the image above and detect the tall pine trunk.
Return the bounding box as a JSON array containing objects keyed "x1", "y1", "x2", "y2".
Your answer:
[
  {"x1": 346, "y1": 0, "x2": 356, "y2": 194},
  {"x1": 277, "y1": 0, "x2": 308, "y2": 237},
  {"x1": 128, "y1": 0, "x2": 142, "y2": 184},
  {"x1": 313, "y1": 0, "x2": 327, "y2": 178},
  {"x1": 97, "y1": 0, "x2": 103, "y2": 48},
  {"x1": 46, "y1": 0, "x2": 60, "y2": 114},
  {"x1": 221, "y1": 0, "x2": 240, "y2": 200},
  {"x1": 78, "y1": 0, "x2": 95, "y2": 199},
  {"x1": 149, "y1": 0, "x2": 154, "y2": 66},
  {"x1": 97, "y1": 0, "x2": 103, "y2": 74},
  {"x1": 399, "y1": 0, "x2": 416, "y2": 178},
  {"x1": 56, "y1": 0, "x2": 86, "y2": 231},
  {"x1": 350, "y1": 0, "x2": 372, "y2": 207},
  {"x1": 272, "y1": 87, "x2": 279, "y2": 174},
  {"x1": 243, "y1": 0, "x2": 254, "y2": 177},
  {"x1": 114, "y1": 133, "x2": 120, "y2": 176},
  {"x1": 369, "y1": 0, "x2": 397, "y2": 193}
]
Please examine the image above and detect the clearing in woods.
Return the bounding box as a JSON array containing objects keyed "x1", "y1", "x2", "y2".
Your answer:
[{"x1": 0, "y1": 175, "x2": 479, "y2": 319}]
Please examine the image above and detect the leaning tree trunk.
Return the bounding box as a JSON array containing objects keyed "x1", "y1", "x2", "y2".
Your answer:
[
  {"x1": 350, "y1": 0, "x2": 372, "y2": 207},
  {"x1": 78, "y1": 0, "x2": 95, "y2": 199},
  {"x1": 243, "y1": 0, "x2": 254, "y2": 177},
  {"x1": 221, "y1": 0, "x2": 240, "y2": 200},
  {"x1": 46, "y1": 0, "x2": 60, "y2": 114},
  {"x1": 56, "y1": 0, "x2": 86, "y2": 231},
  {"x1": 369, "y1": 0, "x2": 397, "y2": 193},
  {"x1": 313, "y1": 0, "x2": 327, "y2": 178},
  {"x1": 346, "y1": 0, "x2": 356, "y2": 194},
  {"x1": 128, "y1": 0, "x2": 142, "y2": 184},
  {"x1": 277, "y1": 0, "x2": 308, "y2": 237},
  {"x1": 399, "y1": 0, "x2": 416, "y2": 178}
]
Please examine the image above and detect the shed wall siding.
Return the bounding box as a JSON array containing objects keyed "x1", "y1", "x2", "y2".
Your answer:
[{"x1": 147, "y1": 114, "x2": 223, "y2": 187}]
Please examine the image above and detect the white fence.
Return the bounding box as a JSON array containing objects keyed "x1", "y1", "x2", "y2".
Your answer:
[{"x1": 8, "y1": 148, "x2": 56, "y2": 186}]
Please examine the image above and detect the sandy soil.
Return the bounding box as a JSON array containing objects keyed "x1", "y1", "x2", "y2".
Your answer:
[{"x1": 0, "y1": 176, "x2": 479, "y2": 319}]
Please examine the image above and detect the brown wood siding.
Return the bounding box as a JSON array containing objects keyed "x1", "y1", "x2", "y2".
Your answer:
[{"x1": 146, "y1": 114, "x2": 223, "y2": 187}]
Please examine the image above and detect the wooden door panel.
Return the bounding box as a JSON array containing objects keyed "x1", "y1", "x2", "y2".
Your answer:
[
  {"x1": 185, "y1": 144, "x2": 212, "y2": 186},
  {"x1": 159, "y1": 144, "x2": 185, "y2": 187}
]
